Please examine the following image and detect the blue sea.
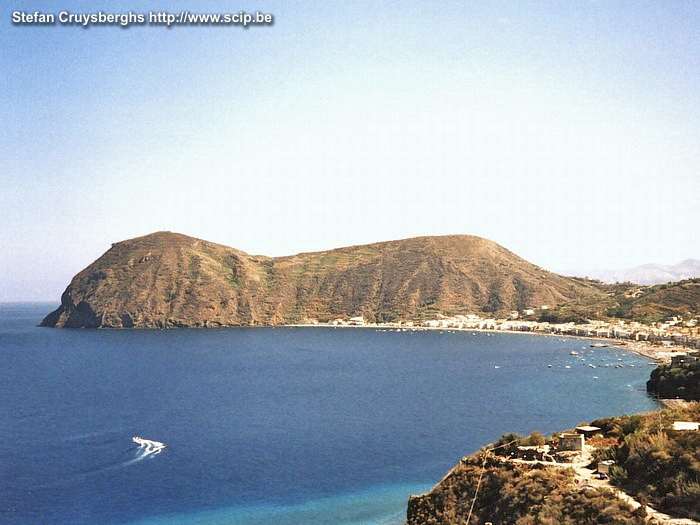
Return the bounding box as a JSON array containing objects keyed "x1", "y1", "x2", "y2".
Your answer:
[{"x1": 0, "y1": 303, "x2": 659, "y2": 524}]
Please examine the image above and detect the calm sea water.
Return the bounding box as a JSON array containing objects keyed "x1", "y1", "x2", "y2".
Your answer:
[{"x1": 0, "y1": 303, "x2": 659, "y2": 524}]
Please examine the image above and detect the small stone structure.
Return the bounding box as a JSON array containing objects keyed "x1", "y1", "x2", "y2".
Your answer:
[
  {"x1": 516, "y1": 445, "x2": 551, "y2": 461},
  {"x1": 672, "y1": 421, "x2": 700, "y2": 431},
  {"x1": 558, "y1": 433, "x2": 584, "y2": 451},
  {"x1": 597, "y1": 460, "x2": 615, "y2": 475},
  {"x1": 575, "y1": 425, "x2": 601, "y2": 438}
]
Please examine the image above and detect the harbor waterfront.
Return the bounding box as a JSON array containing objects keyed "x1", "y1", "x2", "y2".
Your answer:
[
  {"x1": 1, "y1": 303, "x2": 660, "y2": 524},
  {"x1": 292, "y1": 316, "x2": 698, "y2": 364},
  {"x1": 292, "y1": 324, "x2": 679, "y2": 363}
]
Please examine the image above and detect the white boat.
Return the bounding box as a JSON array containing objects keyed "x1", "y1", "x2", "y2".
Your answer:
[{"x1": 132, "y1": 436, "x2": 167, "y2": 454}]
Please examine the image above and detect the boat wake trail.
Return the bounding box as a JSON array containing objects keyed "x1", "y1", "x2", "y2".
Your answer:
[
  {"x1": 62, "y1": 429, "x2": 118, "y2": 443},
  {"x1": 35, "y1": 435, "x2": 168, "y2": 488}
]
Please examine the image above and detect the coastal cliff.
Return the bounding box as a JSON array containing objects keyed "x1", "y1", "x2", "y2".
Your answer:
[
  {"x1": 406, "y1": 457, "x2": 646, "y2": 525},
  {"x1": 41, "y1": 231, "x2": 600, "y2": 328},
  {"x1": 647, "y1": 357, "x2": 700, "y2": 401},
  {"x1": 406, "y1": 403, "x2": 700, "y2": 524}
]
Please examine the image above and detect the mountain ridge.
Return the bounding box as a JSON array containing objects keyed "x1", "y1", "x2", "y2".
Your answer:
[
  {"x1": 589, "y1": 258, "x2": 700, "y2": 285},
  {"x1": 41, "y1": 231, "x2": 601, "y2": 328}
]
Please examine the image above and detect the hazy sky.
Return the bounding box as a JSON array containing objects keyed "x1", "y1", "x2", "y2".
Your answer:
[{"x1": 2, "y1": 1, "x2": 699, "y2": 301}]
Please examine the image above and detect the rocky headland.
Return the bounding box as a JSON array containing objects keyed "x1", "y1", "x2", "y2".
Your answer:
[{"x1": 41, "y1": 231, "x2": 601, "y2": 328}]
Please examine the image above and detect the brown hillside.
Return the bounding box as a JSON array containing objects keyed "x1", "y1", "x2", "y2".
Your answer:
[
  {"x1": 536, "y1": 278, "x2": 700, "y2": 324},
  {"x1": 42, "y1": 232, "x2": 601, "y2": 328},
  {"x1": 623, "y1": 278, "x2": 700, "y2": 320}
]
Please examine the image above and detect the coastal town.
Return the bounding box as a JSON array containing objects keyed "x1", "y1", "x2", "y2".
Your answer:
[{"x1": 311, "y1": 309, "x2": 700, "y2": 360}]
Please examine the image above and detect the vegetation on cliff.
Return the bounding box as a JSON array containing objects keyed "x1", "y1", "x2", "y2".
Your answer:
[
  {"x1": 407, "y1": 455, "x2": 647, "y2": 525},
  {"x1": 535, "y1": 278, "x2": 700, "y2": 325},
  {"x1": 41, "y1": 231, "x2": 601, "y2": 328},
  {"x1": 646, "y1": 361, "x2": 700, "y2": 401},
  {"x1": 590, "y1": 403, "x2": 700, "y2": 520},
  {"x1": 407, "y1": 403, "x2": 700, "y2": 524}
]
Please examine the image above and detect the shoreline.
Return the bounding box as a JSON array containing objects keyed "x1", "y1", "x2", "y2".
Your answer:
[{"x1": 288, "y1": 323, "x2": 690, "y2": 364}]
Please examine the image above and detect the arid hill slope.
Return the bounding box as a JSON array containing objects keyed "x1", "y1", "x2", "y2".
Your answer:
[
  {"x1": 536, "y1": 278, "x2": 700, "y2": 324},
  {"x1": 42, "y1": 231, "x2": 601, "y2": 328}
]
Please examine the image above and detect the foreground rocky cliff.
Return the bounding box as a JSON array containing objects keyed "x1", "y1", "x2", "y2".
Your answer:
[
  {"x1": 407, "y1": 457, "x2": 647, "y2": 525},
  {"x1": 407, "y1": 403, "x2": 700, "y2": 524},
  {"x1": 42, "y1": 231, "x2": 600, "y2": 328}
]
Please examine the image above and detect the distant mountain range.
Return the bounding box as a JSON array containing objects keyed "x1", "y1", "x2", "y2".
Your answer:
[
  {"x1": 588, "y1": 259, "x2": 700, "y2": 285},
  {"x1": 41, "y1": 232, "x2": 601, "y2": 328}
]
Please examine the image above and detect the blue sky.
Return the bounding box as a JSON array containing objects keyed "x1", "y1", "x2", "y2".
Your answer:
[{"x1": 2, "y1": 1, "x2": 699, "y2": 300}]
